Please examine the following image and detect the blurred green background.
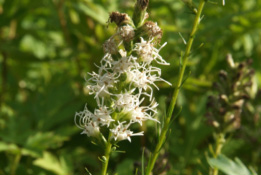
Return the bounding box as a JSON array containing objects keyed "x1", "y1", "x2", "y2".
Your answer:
[{"x1": 0, "y1": 0, "x2": 260, "y2": 174}]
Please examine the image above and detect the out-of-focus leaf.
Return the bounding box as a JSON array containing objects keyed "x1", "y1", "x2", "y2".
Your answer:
[
  {"x1": 33, "y1": 151, "x2": 71, "y2": 175},
  {"x1": 20, "y1": 35, "x2": 48, "y2": 59},
  {"x1": 115, "y1": 159, "x2": 133, "y2": 175},
  {"x1": 25, "y1": 132, "x2": 68, "y2": 151},
  {"x1": 0, "y1": 142, "x2": 19, "y2": 153},
  {"x1": 21, "y1": 147, "x2": 41, "y2": 158},
  {"x1": 243, "y1": 34, "x2": 254, "y2": 56},
  {"x1": 69, "y1": 9, "x2": 80, "y2": 24},
  {"x1": 208, "y1": 154, "x2": 257, "y2": 175},
  {"x1": 75, "y1": 2, "x2": 108, "y2": 25}
]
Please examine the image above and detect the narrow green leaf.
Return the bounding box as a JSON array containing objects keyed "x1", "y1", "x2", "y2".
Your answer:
[{"x1": 142, "y1": 147, "x2": 145, "y2": 175}]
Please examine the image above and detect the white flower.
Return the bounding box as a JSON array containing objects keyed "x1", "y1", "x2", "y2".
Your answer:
[
  {"x1": 94, "y1": 106, "x2": 114, "y2": 127},
  {"x1": 133, "y1": 37, "x2": 169, "y2": 65},
  {"x1": 76, "y1": 14, "x2": 171, "y2": 143},
  {"x1": 144, "y1": 22, "x2": 162, "y2": 39},
  {"x1": 81, "y1": 121, "x2": 100, "y2": 137},
  {"x1": 103, "y1": 37, "x2": 118, "y2": 54},
  {"x1": 118, "y1": 25, "x2": 135, "y2": 41},
  {"x1": 148, "y1": 22, "x2": 161, "y2": 36},
  {"x1": 110, "y1": 121, "x2": 144, "y2": 142},
  {"x1": 74, "y1": 105, "x2": 100, "y2": 137},
  {"x1": 128, "y1": 64, "x2": 171, "y2": 100},
  {"x1": 129, "y1": 99, "x2": 159, "y2": 126},
  {"x1": 75, "y1": 105, "x2": 93, "y2": 129},
  {"x1": 100, "y1": 53, "x2": 114, "y2": 68},
  {"x1": 112, "y1": 55, "x2": 137, "y2": 74},
  {"x1": 87, "y1": 72, "x2": 118, "y2": 98},
  {"x1": 114, "y1": 89, "x2": 140, "y2": 111}
]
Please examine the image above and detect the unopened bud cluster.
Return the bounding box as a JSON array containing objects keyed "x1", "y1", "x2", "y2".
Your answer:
[
  {"x1": 205, "y1": 54, "x2": 255, "y2": 133},
  {"x1": 75, "y1": 2, "x2": 170, "y2": 143}
]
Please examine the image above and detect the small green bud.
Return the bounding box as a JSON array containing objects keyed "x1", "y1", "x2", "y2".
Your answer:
[{"x1": 132, "y1": 0, "x2": 149, "y2": 27}]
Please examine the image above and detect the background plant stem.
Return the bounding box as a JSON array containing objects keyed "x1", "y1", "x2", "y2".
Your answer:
[
  {"x1": 10, "y1": 152, "x2": 21, "y2": 175},
  {"x1": 145, "y1": 0, "x2": 206, "y2": 174},
  {"x1": 212, "y1": 133, "x2": 225, "y2": 175}
]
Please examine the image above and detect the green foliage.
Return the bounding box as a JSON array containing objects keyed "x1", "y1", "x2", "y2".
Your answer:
[
  {"x1": 33, "y1": 151, "x2": 72, "y2": 175},
  {"x1": 208, "y1": 154, "x2": 257, "y2": 175},
  {"x1": 0, "y1": 0, "x2": 260, "y2": 174}
]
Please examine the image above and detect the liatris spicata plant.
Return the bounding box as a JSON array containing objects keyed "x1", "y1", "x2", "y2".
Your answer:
[
  {"x1": 74, "y1": 0, "x2": 208, "y2": 174},
  {"x1": 206, "y1": 54, "x2": 256, "y2": 175},
  {"x1": 74, "y1": 0, "x2": 171, "y2": 174}
]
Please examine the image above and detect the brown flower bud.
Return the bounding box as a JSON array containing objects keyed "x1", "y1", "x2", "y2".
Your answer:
[
  {"x1": 241, "y1": 94, "x2": 250, "y2": 100},
  {"x1": 244, "y1": 81, "x2": 253, "y2": 87},
  {"x1": 246, "y1": 59, "x2": 253, "y2": 65},
  {"x1": 109, "y1": 12, "x2": 133, "y2": 26},
  {"x1": 248, "y1": 69, "x2": 255, "y2": 75},
  {"x1": 219, "y1": 70, "x2": 228, "y2": 80},
  {"x1": 238, "y1": 63, "x2": 245, "y2": 70},
  {"x1": 219, "y1": 107, "x2": 226, "y2": 115},
  {"x1": 220, "y1": 94, "x2": 228, "y2": 102},
  {"x1": 232, "y1": 99, "x2": 244, "y2": 110},
  {"x1": 137, "y1": 0, "x2": 149, "y2": 10}
]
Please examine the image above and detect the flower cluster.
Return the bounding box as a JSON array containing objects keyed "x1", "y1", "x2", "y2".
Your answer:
[{"x1": 75, "y1": 11, "x2": 170, "y2": 143}]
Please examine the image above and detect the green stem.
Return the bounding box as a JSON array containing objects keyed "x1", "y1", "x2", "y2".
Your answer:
[
  {"x1": 10, "y1": 151, "x2": 21, "y2": 175},
  {"x1": 212, "y1": 133, "x2": 225, "y2": 175},
  {"x1": 145, "y1": 1, "x2": 206, "y2": 174},
  {"x1": 100, "y1": 132, "x2": 113, "y2": 175},
  {"x1": 100, "y1": 113, "x2": 117, "y2": 175}
]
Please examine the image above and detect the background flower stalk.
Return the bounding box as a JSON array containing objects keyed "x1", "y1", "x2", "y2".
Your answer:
[{"x1": 206, "y1": 54, "x2": 256, "y2": 175}]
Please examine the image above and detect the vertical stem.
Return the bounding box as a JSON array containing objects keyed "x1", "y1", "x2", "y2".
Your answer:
[
  {"x1": 212, "y1": 133, "x2": 225, "y2": 175},
  {"x1": 52, "y1": 0, "x2": 83, "y2": 91},
  {"x1": 0, "y1": 52, "x2": 7, "y2": 106},
  {"x1": 52, "y1": 0, "x2": 71, "y2": 45},
  {"x1": 10, "y1": 152, "x2": 21, "y2": 175},
  {"x1": 100, "y1": 113, "x2": 117, "y2": 175},
  {"x1": 145, "y1": 1, "x2": 206, "y2": 174},
  {"x1": 100, "y1": 133, "x2": 112, "y2": 175}
]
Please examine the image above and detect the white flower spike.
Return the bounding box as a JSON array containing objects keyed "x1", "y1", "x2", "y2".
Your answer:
[{"x1": 75, "y1": 10, "x2": 171, "y2": 143}]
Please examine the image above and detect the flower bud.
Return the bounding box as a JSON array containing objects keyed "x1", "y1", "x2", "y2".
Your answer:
[
  {"x1": 109, "y1": 12, "x2": 133, "y2": 27},
  {"x1": 133, "y1": 0, "x2": 149, "y2": 27},
  {"x1": 118, "y1": 25, "x2": 135, "y2": 42},
  {"x1": 226, "y1": 53, "x2": 235, "y2": 68},
  {"x1": 136, "y1": 21, "x2": 163, "y2": 42},
  {"x1": 103, "y1": 38, "x2": 118, "y2": 54},
  {"x1": 218, "y1": 70, "x2": 228, "y2": 80},
  {"x1": 205, "y1": 55, "x2": 256, "y2": 134}
]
